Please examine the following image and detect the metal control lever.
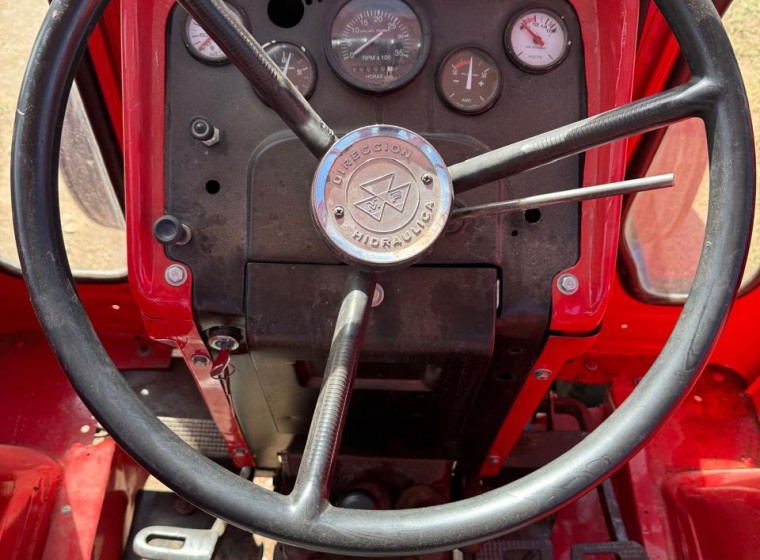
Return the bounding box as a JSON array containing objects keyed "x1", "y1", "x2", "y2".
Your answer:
[
  {"x1": 132, "y1": 468, "x2": 251, "y2": 560},
  {"x1": 451, "y1": 173, "x2": 675, "y2": 222}
]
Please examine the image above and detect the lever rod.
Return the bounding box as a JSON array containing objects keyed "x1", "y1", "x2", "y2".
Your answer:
[{"x1": 450, "y1": 173, "x2": 675, "y2": 222}]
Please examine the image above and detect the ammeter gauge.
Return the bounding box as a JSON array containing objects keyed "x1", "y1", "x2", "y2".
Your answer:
[{"x1": 437, "y1": 47, "x2": 501, "y2": 114}]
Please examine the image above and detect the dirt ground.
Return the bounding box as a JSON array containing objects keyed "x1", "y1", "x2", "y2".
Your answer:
[{"x1": 0, "y1": 0, "x2": 127, "y2": 276}]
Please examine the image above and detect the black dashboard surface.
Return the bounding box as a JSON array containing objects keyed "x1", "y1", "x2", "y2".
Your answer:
[{"x1": 162, "y1": 0, "x2": 587, "y2": 467}]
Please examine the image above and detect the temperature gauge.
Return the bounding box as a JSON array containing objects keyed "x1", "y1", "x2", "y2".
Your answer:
[
  {"x1": 184, "y1": 3, "x2": 247, "y2": 64},
  {"x1": 263, "y1": 42, "x2": 317, "y2": 99},
  {"x1": 505, "y1": 8, "x2": 570, "y2": 73},
  {"x1": 437, "y1": 48, "x2": 501, "y2": 114}
]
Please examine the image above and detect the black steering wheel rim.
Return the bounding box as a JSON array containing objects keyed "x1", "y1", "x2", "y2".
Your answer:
[{"x1": 11, "y1": 0, "x2": 754, "y2": 555}]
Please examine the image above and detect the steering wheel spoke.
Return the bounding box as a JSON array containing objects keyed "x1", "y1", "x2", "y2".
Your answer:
[
  {"x1": 290, "y1": 271, "x2": 377, "y2": 515},
  {"x1": 177, "y1": 0, "x2": 338, "y2": 158},
  {"x1": 450, "y1": 78, "x2": 720, "y2": 193}
]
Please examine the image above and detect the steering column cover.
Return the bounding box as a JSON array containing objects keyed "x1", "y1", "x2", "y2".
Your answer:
[{"x1": 11, "y1": 0, "x2": 754, "y2": 555}]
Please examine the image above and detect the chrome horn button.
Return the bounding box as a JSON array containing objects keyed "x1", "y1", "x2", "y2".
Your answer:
[{"x1": 311, "y1": 125, "x2": 452, "y2": 269}]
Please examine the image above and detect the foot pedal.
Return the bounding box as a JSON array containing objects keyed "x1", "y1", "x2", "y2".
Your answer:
[
  {"x1": 476, "y1": 538, "x2": 553, "y2": 559},
  {"x1": 571, "y1": 541, "x2": 649, "y2": 560}
]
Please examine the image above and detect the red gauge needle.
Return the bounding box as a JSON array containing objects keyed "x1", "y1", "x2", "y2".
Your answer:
[
  {"x1": 521, "y1": 20, "x2": 545, "y2": 47},
  {"x1": 198, "y1": 36, "x2": 213, "y2": 50}
]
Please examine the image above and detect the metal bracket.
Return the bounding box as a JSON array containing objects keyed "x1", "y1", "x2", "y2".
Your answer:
[{"x1": 133, "y1": 520, "x2": 225, "y2": 560}]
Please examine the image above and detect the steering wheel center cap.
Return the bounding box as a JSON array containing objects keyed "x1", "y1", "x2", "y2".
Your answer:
[{"x1": 311, "y1": 125, "x2": 452, "y2": 269}]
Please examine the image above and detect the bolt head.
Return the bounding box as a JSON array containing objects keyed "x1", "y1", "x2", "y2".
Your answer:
[
  {"x1": 165, "y1": 264, "x2": 187, "y2": 286},
  {"x1": 487, "y1": 455, "x2": 501, "y2": 465},
  {"x1": 557, "y1": 273, "x2": 579, "y2": 295},
  {"x1": 421, "y1": 173, "x2": 433, "y2": 185},
  {"x1": 61, "y1": 505, "x2": 72, "y2": 515},
  {"x1": 333, "y1": 206, "x2": 345, "y2": 219},
  {"x1": 533, "y1": 369, "x2": 552, "y2": 381}
]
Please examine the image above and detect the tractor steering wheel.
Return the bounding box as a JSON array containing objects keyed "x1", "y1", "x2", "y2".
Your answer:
[{"x1": 12, "y1": 0, "x2": 754, "y2": 555}]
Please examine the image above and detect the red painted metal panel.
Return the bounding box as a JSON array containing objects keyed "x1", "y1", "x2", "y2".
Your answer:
[
  {"x1": 663, "y1": 470, "x2": 760, "y2": 560},
  {"x1": 40, "y1": 439, "x2": 147, "y2": 560},
  {"x1": 549, "y1": 0, "x2": 639, "y2": 334},
  {"x1": 121, "y1": 0, "x2": 252, "y2": 466},
  {"x1": 0, "y1": 446, "x2": 62, "y2": 560}
]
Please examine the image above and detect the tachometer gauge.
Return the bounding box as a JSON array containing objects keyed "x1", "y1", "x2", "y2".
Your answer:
[
  {"x1": 438, "y1": 48, "x2": 501, "y2": 114},
  {"x1": 325, "y1": 0, "x2": 430, "y2": 93},
  {"x1": 505, "y1": 8, "x2": 570, "y2": 73},
  {"x1": 184, "y1": 3, "x2": 246, "y2": 64},
  {"x1": 263, "y1": 42, "x2": 317, "y2": 98}
]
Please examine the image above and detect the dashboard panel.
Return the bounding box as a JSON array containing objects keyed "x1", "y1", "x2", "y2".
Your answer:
[{"x1": 161, "y1": 0, "x2": 587, "y2": 467}]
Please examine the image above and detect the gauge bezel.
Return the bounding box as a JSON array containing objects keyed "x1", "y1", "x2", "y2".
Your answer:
[
  {"x1": 504, "y1": 7, "x2": 571, "y2": 74},
  {"x1": 183, "y1": 2, "x2": 249, "y2": 65},
  {"x1": 262, "y1": 41, "x2": 319, "y2": 99},
  {"x1": 436, "y1": 46, "x2": 503, "y2": 115},
  {"x1": 323, "y1": 0, "x2": 431, "y2": 94}
]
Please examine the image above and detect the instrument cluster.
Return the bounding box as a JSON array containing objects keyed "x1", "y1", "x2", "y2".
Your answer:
[{"x1": 182, "y1": 0, "x2": 573, "y2": 114}]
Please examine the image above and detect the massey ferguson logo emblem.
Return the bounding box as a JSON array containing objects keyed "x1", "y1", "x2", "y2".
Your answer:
[{"x1": 354, "y1": 173, "x2": 411, "y2": 222}]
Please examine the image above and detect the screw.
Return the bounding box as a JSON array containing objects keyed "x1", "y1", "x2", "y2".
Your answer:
[
  {"x1": 557, "y1": 273, "x2": 579, "y2": 295},
  {"x1": 421, "y1": 173, "x2": 433, "y2": 185},
  {"x1": 584, "y1": 359, "x2": 599, "y2": 372},
  {"x1": 334, "y1": 206, "x2": 345, "y2": 219},
  {"x1": 61, "y1": 505, "x2": 72, "y2": 515},
  {"x1": 192, "y1": 354, "x2": 210, "y2": 367},
  {"x1": 533, "y1": 369, "x2": 552, "y2": 381},
  {"x1": 165, "y1": 264, "x2": 187, "y2": 286},
  {"x1": 372, "y1": 284, "x2": 385, "y2": 308},
  {"x1": 487, "y1": 455, "x2": 501, "y2": 465}
]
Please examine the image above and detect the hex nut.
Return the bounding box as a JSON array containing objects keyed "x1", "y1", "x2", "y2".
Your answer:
[
  {"x1": 165, "y1": 264, "x2": 188, "y2": 286},
  {"x1": 557, "y1": 273, "x2": 580, "y2": 295}
]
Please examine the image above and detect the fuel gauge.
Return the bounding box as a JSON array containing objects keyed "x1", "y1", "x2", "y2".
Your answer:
[
  {"x1": 437, "y1": 47, "x2": 501, "y2": 114},
  {"x1": 263, "y1": 41, "x2": 317, "y2": 99}
]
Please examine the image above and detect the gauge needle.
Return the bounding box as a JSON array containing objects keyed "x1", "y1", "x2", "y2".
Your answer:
[
  {"x1": 522, "y1": 20, "x2": 545, "y2": 47},
  {"x1": 465, "y1": 57, "x2": 474, "y2": 90},
  {"x1": 352, "y1": 30, "x2": 385, "y2": 57},
  {"x1": 282, "y1": 52, "x2": 292, "y2": 75},
  {"x1": 198, "y1": 36, "x2": 213, "y2": 50}
]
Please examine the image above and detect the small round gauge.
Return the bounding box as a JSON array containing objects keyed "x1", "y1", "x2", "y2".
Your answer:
[
  {"x1": 184, "y1": 3, "x2": 246, "y2": 64},
  {"x1": 438, "y1": 48, "x2": 501, "y2": 114},
  {"x1": 263, "y1": 42, "x2": 317, "y2": 98},
  {"x1": 505, "y1": 8, "x2": 571, "y2": 73},
  {"x1": 325, "y1": 0, "x2": 430, "y2": 93}
]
